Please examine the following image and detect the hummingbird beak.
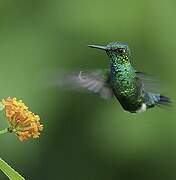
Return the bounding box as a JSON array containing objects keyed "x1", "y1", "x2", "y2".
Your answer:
[{"x1": 88, "y1": 45, "x2": 107, "y2": 50}]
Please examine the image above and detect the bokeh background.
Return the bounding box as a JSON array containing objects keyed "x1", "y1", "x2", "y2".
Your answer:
[{"x1": 0, "y1": 0, "x2": 175, "y2": 179}]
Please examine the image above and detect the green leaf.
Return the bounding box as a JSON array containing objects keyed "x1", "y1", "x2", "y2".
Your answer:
[
  {"x1": 0, "y1": 103, "x2": 4, "y2": 111},
  {"x1": 0, "y1": 158, "x2": 25, "y2": 180}
]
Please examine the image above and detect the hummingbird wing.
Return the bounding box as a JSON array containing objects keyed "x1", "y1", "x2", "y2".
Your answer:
[
  {"x1": 135, "y1": 71, "x2": 160, "y2": 92},
  {"x1": 57, "y1": 70, "x2": 113, "y2": 100},
  {"x1": 136, "y1": 71, "x2": 172, "y2": 107}
]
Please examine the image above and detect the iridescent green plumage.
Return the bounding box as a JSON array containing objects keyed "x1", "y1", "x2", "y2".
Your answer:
[
  {"x1": 105, "y1": 42, "x2": 142, "y2": 112},
  {"x1": 58, "y1": 42, "x2": 171, "y2": 113}
]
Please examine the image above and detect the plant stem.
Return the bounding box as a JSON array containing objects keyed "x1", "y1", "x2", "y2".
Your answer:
[
  {"x1": 0, "y1": 158, "x2": 25, "y2": 180},
  {"x1": 0, "y1": 128, "x2": 9, "y2": 135}
]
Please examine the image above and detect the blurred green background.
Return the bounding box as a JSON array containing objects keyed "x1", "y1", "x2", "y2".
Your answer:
[{"x1": 0, "y1": 0, "x2": 175, "y2": 179}]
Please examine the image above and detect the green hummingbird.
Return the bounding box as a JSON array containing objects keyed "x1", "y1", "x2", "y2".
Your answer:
[{"x1": 59, "y1": 42, "x2": 171, "y2": 113}]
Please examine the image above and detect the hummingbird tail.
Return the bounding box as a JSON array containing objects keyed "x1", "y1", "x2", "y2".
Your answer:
[
  {"x1": 157, "y1": 95, "x2": 172, "y2": 106},
  {"x1": 145, "y1": 93, "x2": 172, "y2": 108}
]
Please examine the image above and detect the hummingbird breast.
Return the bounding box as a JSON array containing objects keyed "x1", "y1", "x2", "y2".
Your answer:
[{"x1": 110, "y1": 64, "x2": 144, "y2": 112}]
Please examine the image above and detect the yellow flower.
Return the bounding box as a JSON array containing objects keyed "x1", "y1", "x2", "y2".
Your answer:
[{"x1": 2, "y1": 97, "x2": 43, "y2": 141}]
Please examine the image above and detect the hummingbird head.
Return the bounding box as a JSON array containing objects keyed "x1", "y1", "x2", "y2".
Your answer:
[{"x1": 88, "y1": 42, "x2": 131, "y2": 63}]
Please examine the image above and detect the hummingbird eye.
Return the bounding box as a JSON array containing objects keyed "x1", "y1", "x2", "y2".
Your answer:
[{"x1": 116, "y1": 48, "x2": 125, "y2": 54}]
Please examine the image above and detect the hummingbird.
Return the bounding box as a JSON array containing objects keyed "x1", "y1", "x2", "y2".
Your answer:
[{"x1": 58, "y1": 42, "x2": 171, "y2": 113}]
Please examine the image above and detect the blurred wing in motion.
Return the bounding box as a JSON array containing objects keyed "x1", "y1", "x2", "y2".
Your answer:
[
  {"x1": 136, "y1": 71, "x2": 172, "y2": 106},
  {"x1": 56, "y1": 70, "x2": 113, "y2": 100},
  {"x1": 135, "y1": 71, "x2": 160, "y2": 92}
]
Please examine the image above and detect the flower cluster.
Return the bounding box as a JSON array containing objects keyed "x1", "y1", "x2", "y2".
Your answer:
[{"x1": 2, "y1": 97, "x2": 43, "y2": 141}]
